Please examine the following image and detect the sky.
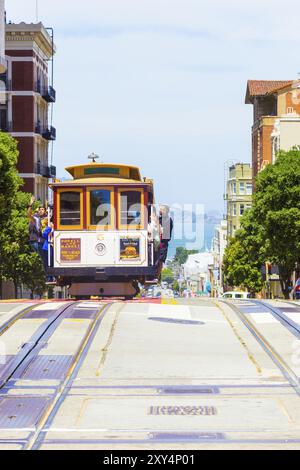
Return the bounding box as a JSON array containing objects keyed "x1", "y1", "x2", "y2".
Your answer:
[{"x1": 6, "y1": 0, "x2": 300, "y2": 212}]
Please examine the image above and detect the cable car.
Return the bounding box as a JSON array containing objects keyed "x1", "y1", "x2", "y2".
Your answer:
[{"x1": 48, "y1": 159, "x2": 160, "y2": 299}]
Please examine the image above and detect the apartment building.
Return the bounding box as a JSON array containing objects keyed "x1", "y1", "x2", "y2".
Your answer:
[
  {"x1": 1, "y1": 20, "x2": 56, "y2": 202},
  {"x1": 245, "y1": 79, "x2": 300, "y2": 178},
  {"x1": 225, "y1": 163, "x2": 252, "y2": 238}
]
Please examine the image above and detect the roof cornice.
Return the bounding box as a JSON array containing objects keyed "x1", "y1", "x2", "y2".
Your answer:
[{"x1": 5, "y1": 22, "x2": 55, "y2": 58}]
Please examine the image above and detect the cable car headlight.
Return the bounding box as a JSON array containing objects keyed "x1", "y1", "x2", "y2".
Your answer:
[{"x1": 95, "y1": 243, "x2": 106, "y2": 256}]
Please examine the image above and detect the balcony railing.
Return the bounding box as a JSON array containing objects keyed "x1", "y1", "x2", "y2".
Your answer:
[
  {"x1": 42, "y1": 126, "x2": 56, "y2": 141},
  {"x1": 36, "y1": 163, "x2": 57, "y2": 179},
  {"x1": 42, "y1": 86, "x2": 56, "y2": 103},
  {"x1": 0, "y1": 121, "x2": 12, "y2": 132},
  {"x1": 35, "y1": 81, "x2": 56, "y2": 103},
  {"x1": 0, "y1": 78, "x2": 12, "y2": 91},
  {"x1": 35, "y1": 123, "x2": 56, "y2": 141},
  {"x1": 48, "y1": 165, "x2": 57, "y2": 178}
]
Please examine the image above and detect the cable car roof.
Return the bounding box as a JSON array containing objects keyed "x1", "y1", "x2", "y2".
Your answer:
[
  {"x1": 64, "y1": 163, "x2": 142, "y2": 181},
  {"x1": 49, "y1": 163, "x2": 155, "y2": 189}
]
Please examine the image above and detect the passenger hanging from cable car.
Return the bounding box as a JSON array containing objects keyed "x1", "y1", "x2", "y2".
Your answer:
[
  {"x1": 147, "y1": 206, "x2": 161, "y2": 267},
  {"x1": 42, "y1": 217, "x2": 55, "y2": 282},
  {"x1": 158, "y1": 205, "x2": 173, "y2": 277},
  {"x1": 27, "y1": 196, "x2": 48, "y2": 257}
]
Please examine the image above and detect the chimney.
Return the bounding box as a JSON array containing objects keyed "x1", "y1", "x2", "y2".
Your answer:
[{"x1": 0, "y1": 0, "x2": 6, "y2": 73}]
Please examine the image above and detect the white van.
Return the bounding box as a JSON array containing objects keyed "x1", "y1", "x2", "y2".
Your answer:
[{"x1": 221, "y1": 291, "x2": 250, "y2": 300}]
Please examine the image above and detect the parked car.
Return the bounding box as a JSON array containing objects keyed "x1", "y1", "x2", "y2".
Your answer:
[
  {"x1": 292, "y1": 278, "x2": 300, "y2": 300},
  {"x1": 221, "y1": 291, "x2": 250, "y2": 300}
]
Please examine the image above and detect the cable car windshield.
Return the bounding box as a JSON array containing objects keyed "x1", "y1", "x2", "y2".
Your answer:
[
  {"x1": 120, "y1": 190, "x2": 142, "y2": 226},
  {"x1": 60, "y1": 191, "x2": 81, "y2": 226},
  {"x1": 90, "y1": 189, "x2": 112, "y2": 227}
]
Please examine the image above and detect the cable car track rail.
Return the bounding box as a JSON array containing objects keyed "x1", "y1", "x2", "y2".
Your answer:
[
  {"x1": 0, "y1": 303, "x2": 44, "y2": 339},
  {"x1": 252, "y1": 299, "x2": 300, "y2": 340},
  {"x1": 26, "y1": 301, "x2": 114, "y2": 450},
  {"x1": 222, "y1": 300, "x2": 300, "y2": 396},
  {"x1": 0, "y1": 300, "x2": 113, "y2": 450},
  {"x1": 0, "y1": 302, "x2": 75, "y2": 389}
]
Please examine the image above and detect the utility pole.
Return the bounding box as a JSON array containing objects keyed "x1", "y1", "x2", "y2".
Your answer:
[
  {"x1": 36, "y1": 0, "x2": 39, "y2": 22},
  {"x1": 0, "y1": 0, "x2": 7, "y2": 73}
]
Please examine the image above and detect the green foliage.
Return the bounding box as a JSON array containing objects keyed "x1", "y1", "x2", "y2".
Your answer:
[
  {"x1": 223, "y1": 148, "x2": 300, "y2": 299},
  {"x1": 174, "y1": 247, "x2": 198, "y2": 265},
  {"x1": 223, "y1": 214, "x2": 264, "y2": 295},
  {"x1": 161, "y1": 268, "x2": 174, "y2": 284},
  {"x1": 2, "y1": 192, "x2": 46, "y2": 297},
  {"x1": 0, "y1": 133, "x2": 22, "y2": 285},
  {"x1": 253, "y1": 148, "x2": 300, "y2": 297},
  {"x1": 0, "y1": 134, "x2": 46, "y2": 298},
  {"x1": 172, "y1": 280, "x2": 180, "y2": 292},
  {"x1": 0, "y1": 132, "x2": 22, "y2": 227}
]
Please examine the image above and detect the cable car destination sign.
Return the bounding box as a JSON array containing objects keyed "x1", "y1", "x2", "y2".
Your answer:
[{"x1": 60, "y1": 238, "x2": 81, "y2": 262}]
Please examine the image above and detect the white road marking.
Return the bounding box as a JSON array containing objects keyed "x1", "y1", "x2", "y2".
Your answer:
[
  {"x1": 44, "y1": 428, "x2": 108, "y2": 432},
  {"x1": 281, "y1": 312, "x2": 300, "y2": 324},
  {"x1": 32, "y1": 302, "x2": 68, "y2": 311},
  {"x1": 250, "y1": 313, "x2": 279, "y2": 324}
]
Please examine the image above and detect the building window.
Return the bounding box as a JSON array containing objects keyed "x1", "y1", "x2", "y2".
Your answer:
[
  {"x1": 0, "y1": 105, "x2": 7, "y2": 131},
  {"x1": 239, "y1": 182, "x2": 245, "y2": 195},
  {"x1": 232, "y1": 182, "x2": 236, "y2": 195},
  {"x1": 233, "y1": 204, "x2": 237, "y2": 216},
  {"x1": 240, "y1": 204, "x2": 245, "y2": 216},
  {"x1": 246, "y1": 183, "x2": 252, "y2": 195}
]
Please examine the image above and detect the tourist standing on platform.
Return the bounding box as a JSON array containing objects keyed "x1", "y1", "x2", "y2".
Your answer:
[
  {"x1": 27, "y1": 196, "x2": 48, "y2": 257},
  {"x1": 157, "y1": 205, "x2": 173, "y2": 278}
]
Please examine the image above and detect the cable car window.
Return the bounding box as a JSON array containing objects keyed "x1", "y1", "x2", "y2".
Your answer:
[
  {"x1": 90, "y1": 189, "x2": 111, "y2": 227},
  {"x1": 60, "y1": 191, "x2": 81, "y2": 226},
  {"x1": 120, "y1": 191, "x2": 142, "y2": 227}
]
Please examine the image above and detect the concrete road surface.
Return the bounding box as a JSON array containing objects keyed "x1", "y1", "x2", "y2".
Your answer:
[{"x1": 0, "y1": 298, "x2": 299, "y2": 450}]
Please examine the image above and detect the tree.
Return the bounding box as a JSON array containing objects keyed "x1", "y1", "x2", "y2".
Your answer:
[
  {"x1": 0, "y1": 132, "x2": 21, "y2": 225},
  {"x1": 2, "y1": 192, "x2": 45, "y2": 298},
  {"x1": 172, "y1": 280, "x2": 180, "y2": 292},
  {"x1": 253, "y1": 148, "x2": 300, "y2": 298},
  {"x1": 161, "y1": 268, "x2": 174, "y2": 284},
  {"x1": 0, "y1": 132, "x2": 22, "y2": 297},
  {"x1": 174, "y1": 247, "x2": 198, "y2": 265},
  {"x1": 223, "y1": 148, "x2": 300, "y2": 299},
  {"x1": 223, "y1": 210, "x2": 265, "y2": 296},
  {"x1": 22, "y1": 254, "x2": 46, "y2": 299}
]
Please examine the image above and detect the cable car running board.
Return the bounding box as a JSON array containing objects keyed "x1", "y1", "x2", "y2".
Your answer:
[{"x1": 68, "y1": 281, "x2": 139, "y2": 298}]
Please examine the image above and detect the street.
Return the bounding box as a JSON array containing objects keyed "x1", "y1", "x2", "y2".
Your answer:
[{"x1": 0, "y1": 298, "x2": 300, "y2": 450}]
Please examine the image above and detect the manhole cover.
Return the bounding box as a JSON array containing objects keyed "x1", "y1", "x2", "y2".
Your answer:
[
  {"x1": 0, "y1": 397, "x2": 49, "y2": 428},
  {"x1": 150, "y1": 432, "x2": 225, "y2": 441},
  {"x1": 23, "y1": 310, "x2": 55, "y2": 319},
  {"x1": 149, "y1": 405, "x2": 217, "y2": 416},
  {"x1": 277, "y1": 307, "x2": 300, "y2": 313},
  {"x1": 148, "y1": 317, "x2": 204, "y2": 325},
  {"x1": 158, "y1": 386, "x2": 219, "y2": 395},
  {"x1": 15, "y1": 355, "x2": 73, "y2": 380}
]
